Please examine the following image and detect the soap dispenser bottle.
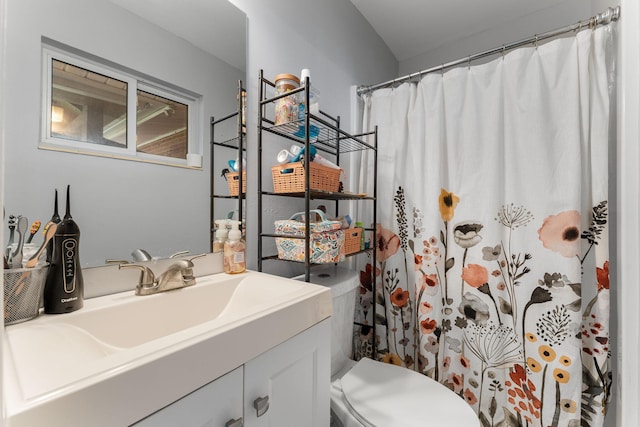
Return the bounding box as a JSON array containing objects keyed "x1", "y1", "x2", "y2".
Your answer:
[
  {"x1": 43, "y1": 185, "x2": 84, "y2": 313},
  {"x1": 224, "y1": 220, "x2": 245, "y2": 274},
  {"x1": 213, "y1": 219, "x2": 228, "y2": 254}
]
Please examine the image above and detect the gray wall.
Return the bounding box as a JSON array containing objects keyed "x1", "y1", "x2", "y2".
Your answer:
[
  {"x1": 3, "y1": 0, "x2": 243, "y2": 267},
  {"x1": 229, "y1": 0, "x2": 397, "y2": 277}
]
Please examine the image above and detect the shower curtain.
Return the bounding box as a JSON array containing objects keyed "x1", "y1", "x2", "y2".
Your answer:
[{"x1": 355, "y1": 25, "x2": 615, "y2": 427}]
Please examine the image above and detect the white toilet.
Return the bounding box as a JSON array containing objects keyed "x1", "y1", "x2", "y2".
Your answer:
[{"x1": 298, "y1": 266, "x2": 479, "y2": 427}]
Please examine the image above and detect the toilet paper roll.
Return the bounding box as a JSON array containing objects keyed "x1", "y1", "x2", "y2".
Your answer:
[
  {"x1": 277, "y1": 149, "x2": 295, "y2": 164},
  {"x1": 313, "y1": 154, "x2": 340, "y2": 169},
  {"x1": 291, "y1": 145, "x2": 316, "y2": 162}
]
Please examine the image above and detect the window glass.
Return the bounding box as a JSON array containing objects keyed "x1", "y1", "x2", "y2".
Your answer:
[
  {"x1": 136, "y1": 90, "x2": 188, "y2": 159},
  {"x1": 51, "y1": 59, "x2": 128, "y2": 147},
  {"x1": 43, "y1": 46, "x2": 200, "y2": 168}
]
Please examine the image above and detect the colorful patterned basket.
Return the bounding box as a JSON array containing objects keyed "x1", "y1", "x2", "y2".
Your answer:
[
  {"x1": 274, "y1": 210, "x2": 345, "y2": 263},
  {"x1": 271, "y1": 162, "x2": 341, "y2": 193}
]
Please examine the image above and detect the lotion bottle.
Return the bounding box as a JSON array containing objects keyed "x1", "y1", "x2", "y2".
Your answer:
[
  {"x1": 43, "y1": 185, "x2": 84, "y2": 313},
  {"x1": 224, "y1": 220, "x2": 245, "y2": 274}
]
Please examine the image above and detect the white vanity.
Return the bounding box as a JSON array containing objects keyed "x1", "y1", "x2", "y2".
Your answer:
[{"x1": 3, "y1": 271, "x2": 332, "y2": 426}]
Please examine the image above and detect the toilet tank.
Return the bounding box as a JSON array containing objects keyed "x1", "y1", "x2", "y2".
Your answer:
[{"x1": 294, "y1": 266, "x2": 359, "y2": 376}]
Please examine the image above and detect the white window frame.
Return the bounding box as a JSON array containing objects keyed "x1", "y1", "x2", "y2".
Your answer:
[{"x1": 41, "y1": 44, "x2": 202, "y2": 168}]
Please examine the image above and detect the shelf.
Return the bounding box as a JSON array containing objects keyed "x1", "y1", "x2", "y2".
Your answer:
[
  {"x1": 260, "y1": 248, "x2": 373, "y2": 263},
  {"x1": 257, "y1": 69, "x2": 377, "y2": 289},
  {"x1": 261, "y1": 117, "x2": 375, "y2": 155},
  {"x1": 210, "y1": 81, "x2": 246, "y2": 252},
  {"x1": 212, "y1": 136, "x2": 246, "y2": 150},
  {"x1": 258, "y1": 69, "x2": 377, "y2": 358},
  {"x1": 261, "y1": 190, "x2": 374, "y2": 201},
  {"x1": 211, "y1": 194, "x2": 243, "y2": 199}
]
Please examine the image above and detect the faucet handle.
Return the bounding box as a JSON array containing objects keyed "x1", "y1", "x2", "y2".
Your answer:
[
  {"x1": 188, "y1": 253, "x2": 207, "y2": 263},
  {"x1": 181, "y1": 254, "x2": 207, "y2": 281},
  {"x1": 106, "y1": 259, "x2": 130, "y2": 265},
  {"x1": 169, "y1": 250, "x2": 190, "y2": 259},
  {"x1": 166, "y1": 259, "x2": 196, "y2": 284},
  {"x1": 119, "y1": 264, "x2": 156, "y2": 288}
]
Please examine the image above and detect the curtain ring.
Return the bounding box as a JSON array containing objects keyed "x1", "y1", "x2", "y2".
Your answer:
[
  {"x1": 468, "y1": 55, "x2": 471, "y2": 70},
  {"x1": 534, "y1": 34, "x2": 538, "y2": 49},
  {"x1": 502, "y1": 45, "x2": 506, "y2": 59},
  {"x1": 441, "y1": 64, "x2": 444, "y2": 76}
]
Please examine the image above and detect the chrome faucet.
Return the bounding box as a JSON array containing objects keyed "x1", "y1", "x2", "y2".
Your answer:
[
  {"x1": 119, "y1": 254, "x2": 206, "y2": 296},
  {"x1": 156, "y1": 259, "x2": 196, "y2": 289}
]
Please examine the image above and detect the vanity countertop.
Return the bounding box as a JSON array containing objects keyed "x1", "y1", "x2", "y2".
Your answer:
[{"x1": 3, "y1": 270, "x2": 332, "y2": 426}]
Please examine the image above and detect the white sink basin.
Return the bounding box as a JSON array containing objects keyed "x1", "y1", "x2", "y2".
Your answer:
[
  {"x1": 45, "y1": 273, "x2": 296, "y2": 348},
  {"x1": 4, "y1": 270, "x2": 332, "y2": 426}
]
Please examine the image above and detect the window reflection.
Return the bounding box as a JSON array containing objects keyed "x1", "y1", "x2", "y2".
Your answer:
[
  {"x1": 51, "y1": 59, "x2": 128, "y2": 147},
  {"x1": 46, "y1": 54, "x2": 194, "y2": 165},
  {"x1": 136, "y1": 90, "x2": 188, "y2": 160}
]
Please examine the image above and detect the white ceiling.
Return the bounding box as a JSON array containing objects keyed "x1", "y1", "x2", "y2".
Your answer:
[{"x1": 349, "y1": 0, "x2": 573, "y2": 62}]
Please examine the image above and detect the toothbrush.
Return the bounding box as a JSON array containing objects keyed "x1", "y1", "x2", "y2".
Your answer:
[
  {"x1": 5, "y1": 215, "x2": 16, "y2": 258},
  {"x1": 26, "y1": 220, "x2": 41, "y2": 244},
  {"x1": 25, "y1": 223, "x2": 57, "y2": 268},
  {"x1": 7, "y1": 215, "x2": 16, "y2": 244},
  {"x1": 8, "y1": 216, "x2": 27, "y2": 268}
]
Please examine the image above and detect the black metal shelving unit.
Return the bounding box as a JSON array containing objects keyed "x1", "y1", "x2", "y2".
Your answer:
[
  {"x1": 210, "y1": 80, "x2": 246, "y2": 250},
  {"x1": 257, "y1": 69, "x2": 378, "y2": 284}
]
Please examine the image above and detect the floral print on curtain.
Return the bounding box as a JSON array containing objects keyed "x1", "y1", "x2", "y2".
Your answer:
[
  {"x1": 356, "y1": 189, "x2": 611, "y2": 427},
  {"x1": 353, "y1": 24, "x2": 616, "y2": 427}
]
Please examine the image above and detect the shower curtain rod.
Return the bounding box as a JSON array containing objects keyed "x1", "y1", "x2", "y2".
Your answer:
[{"x1": 356, "y1": 5, "x2": 620, "y2": 96}]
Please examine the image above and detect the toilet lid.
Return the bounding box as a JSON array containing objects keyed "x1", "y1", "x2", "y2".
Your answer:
[{"x1": 340, "y1": 358, "x2": 479, "y2": 427}]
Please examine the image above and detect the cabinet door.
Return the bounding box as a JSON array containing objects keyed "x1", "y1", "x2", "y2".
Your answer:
[
  {"x1": 132, "y1": 366, "x2": 243, "y2": 427},
  {"x1": 244, "y1": 319, "x2": 330, "y2": 427}
]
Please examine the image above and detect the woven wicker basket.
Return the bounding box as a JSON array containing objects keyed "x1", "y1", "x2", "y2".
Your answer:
[
  {"x1": 226, "y1": 171, "x2": 247, "y2": 196},
  {"x1": 271, "y1": 162, "x2": 341, "y2": 193},
  {"x1": 344, "y1": 227, "x2": 362, "y2": 255}
]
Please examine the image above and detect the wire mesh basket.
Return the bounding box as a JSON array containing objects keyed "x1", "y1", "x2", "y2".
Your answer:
[{"x1": 3, "y1": 264, "x2": 49, "y2": 325}]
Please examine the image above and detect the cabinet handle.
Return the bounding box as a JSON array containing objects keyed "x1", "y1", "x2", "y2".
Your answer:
[
  {"x1": 225, "y1": 418, "x2": 243, "y2": 427},
  {"x1": 253, "y1": 395, "x2": 270, "y2": 417}
]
